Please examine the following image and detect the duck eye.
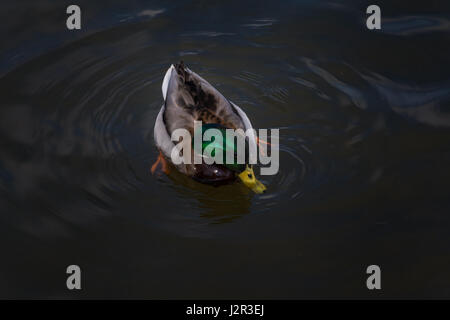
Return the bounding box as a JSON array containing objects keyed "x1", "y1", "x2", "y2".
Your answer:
[{"x1": 247, "y1": 174, "x2": 253, "y2": 179}]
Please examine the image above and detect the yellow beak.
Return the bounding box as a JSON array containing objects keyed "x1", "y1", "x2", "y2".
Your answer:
[{"x1": 238, "y1": 166, "x2": 267, "y2": 194}]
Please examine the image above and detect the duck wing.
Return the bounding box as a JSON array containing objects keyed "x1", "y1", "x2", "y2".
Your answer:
[{"x1": 163, "y1": 61, "x2": 247, "y2": 134}]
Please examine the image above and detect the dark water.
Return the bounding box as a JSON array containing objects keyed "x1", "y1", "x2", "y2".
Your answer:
[{"x1": 1, "y1": 0, "x2": 450, "y2": 298}]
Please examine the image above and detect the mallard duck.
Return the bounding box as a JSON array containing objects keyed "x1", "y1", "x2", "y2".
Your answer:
[{"x1": 152, "y1": 61, "x2": 266, "y2": 193}]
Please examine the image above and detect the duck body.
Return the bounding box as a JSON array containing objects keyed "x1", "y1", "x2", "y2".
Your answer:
[{"x1": 154, "y1": 62, "x2": 265, "y2": 191}]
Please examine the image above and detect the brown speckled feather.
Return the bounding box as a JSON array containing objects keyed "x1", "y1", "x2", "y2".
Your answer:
[{"x1": 163, "y1": 61, "x2": 245, "y2": 136}]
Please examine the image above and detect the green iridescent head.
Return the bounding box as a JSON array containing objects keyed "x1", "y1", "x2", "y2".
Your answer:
[
  {"x1": 192, "y1": 123, "x2": 266, "y2": 193},
  {"x1": 192, "y1": 123, "x2": 248, "y2": 172}
]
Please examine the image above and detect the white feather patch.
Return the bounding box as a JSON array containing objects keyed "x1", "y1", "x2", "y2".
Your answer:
[
  {"x1": 154, "y1": 105, "x2": 175, "y2": 159},
  {"x1": 230, "y1": 101, "x2": 258, "y2": 163},
  {"x1": 162, "y1": 64, "x2": 175, "y2": 101}
]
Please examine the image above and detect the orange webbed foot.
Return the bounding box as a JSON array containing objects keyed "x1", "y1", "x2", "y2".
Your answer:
[
  {"x1": 160, "y1": 153, "x2": 169, "y2": 174},
  {"x1": 256, "y1": 137, "x2": 271, "y2": 156},
  {"x1": 151, "y1": 151, "x2": 170, "y2": 175}
]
